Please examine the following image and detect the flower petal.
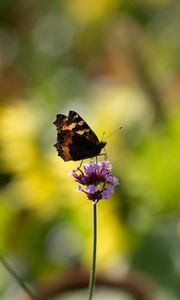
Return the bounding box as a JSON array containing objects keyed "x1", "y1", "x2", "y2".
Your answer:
[
  {"x1": 76, "y1": 185, "x2": 82, "y2": 192},
  {"x1": 85, "y1": 184, "x2": 98, "y2": 194}
]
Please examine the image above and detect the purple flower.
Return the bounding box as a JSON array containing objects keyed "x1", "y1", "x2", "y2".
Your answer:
[
  {"x1": 68, "y1": 160, "x2": 119, "y2": 202},
  {"x1": 85, "y1": 184, "x2": 98, "y2": 194},
  {"x1": 101, "y1": 186, "x2": 114, "y2": 199}
]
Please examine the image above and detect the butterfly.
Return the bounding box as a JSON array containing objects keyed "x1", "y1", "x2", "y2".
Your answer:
[{"x1": 53, "y1": 110, "x2": 106, "y2": 161}]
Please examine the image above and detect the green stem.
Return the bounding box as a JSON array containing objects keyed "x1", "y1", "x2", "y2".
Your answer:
[
  {"x1": 0, "y1": 255, "x2": 39, "y2": 300},
  {"x1": 88, "y1": 201, "x2": 97, "y2": 300}
]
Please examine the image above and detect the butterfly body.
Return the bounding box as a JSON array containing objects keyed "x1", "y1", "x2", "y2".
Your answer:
[{"x1": 53, "y1": 111, "x2": 106, "y2": 161}]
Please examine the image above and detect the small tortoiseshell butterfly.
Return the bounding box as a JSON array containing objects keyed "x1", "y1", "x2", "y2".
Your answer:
[{"x1": 53, "y1": 111, "x2": 106, "y2": 161}]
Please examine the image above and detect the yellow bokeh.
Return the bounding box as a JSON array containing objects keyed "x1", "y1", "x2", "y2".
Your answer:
[
  {"x1": 82, "y1": 199, "x2": 127, "y2": 267},
  {"x1": 64, "y1": 0, "x2": 119, "y2": 23},
  {"x1": 0, "y1": 102, "x2": 40, "y2": 172}
]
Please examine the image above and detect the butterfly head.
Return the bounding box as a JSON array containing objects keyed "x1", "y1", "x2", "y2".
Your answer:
[{"x1": 97, "y1": 141, "x2": 106, "y2": 152}]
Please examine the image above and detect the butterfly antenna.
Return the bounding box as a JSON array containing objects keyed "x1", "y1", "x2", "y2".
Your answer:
[
  {"x1": 104, "y1": 126, "x2": 122, "y2": 141},
  {"x1": 101, "y1": 131, "x2": 106, "y2": 141}
]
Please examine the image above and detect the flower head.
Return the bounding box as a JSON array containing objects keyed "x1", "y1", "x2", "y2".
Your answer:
[{"x1": 68, "y1": 160, "x2": 119, "y2": 202}]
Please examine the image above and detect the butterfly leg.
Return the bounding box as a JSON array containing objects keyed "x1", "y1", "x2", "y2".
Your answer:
[
  {"x1": 89, "y1": 158, "x2": 94, "y2": 164},
  {"x1": 78, "y1": 159, "x2": 84, "y2": 170},
  {"x1": 98, "y1": 149, "x2": 108, "y2": 160},
  {"x1": 104, "y1": 147, "x2": 108, "y2": 160}
]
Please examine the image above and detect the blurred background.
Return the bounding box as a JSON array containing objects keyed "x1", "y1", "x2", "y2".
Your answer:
[{"x1": 0, "y1": 0, "x2": 180, "y2": 299}]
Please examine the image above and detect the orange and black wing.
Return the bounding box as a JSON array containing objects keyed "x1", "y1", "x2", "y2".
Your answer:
[{"x1": 53, "y1": 111, "x2": 105, "y2": 161}]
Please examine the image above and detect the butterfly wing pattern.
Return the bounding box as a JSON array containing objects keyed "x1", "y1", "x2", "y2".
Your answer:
[{"x1": 53, "y1": 111, "x2": 106, "y2": 161}]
